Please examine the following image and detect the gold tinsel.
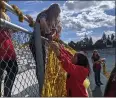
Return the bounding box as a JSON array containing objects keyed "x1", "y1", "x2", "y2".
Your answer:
[
  {"x1": 26, "y1": 15, "x2": 35, "y2": 27},
  {"x1": 42, "y1": 44, "x2": 76, "y2": 97},
  {"x1": 11, "y1": 5, "x2": 35, "y2": 26},
  {"x1": 101, "y1": 62, "x2": 110, "y2": 79},
  {"x1": 11, "y1": 5, "x2": 24, "y2": 22},
  {"x1": 42, "y1": 46, "x2": 66, "y2": 97},
  {"x1": 0, "y1": 0, "x2": 5, "y2": 9},
  {"x1": 0, "y1": 0, "x2": 7, "y2": 12}
]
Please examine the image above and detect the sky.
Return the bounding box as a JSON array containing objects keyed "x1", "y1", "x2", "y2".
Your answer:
[{"x1": 8, "y1": 0, "x2": 115, "y2": 44}]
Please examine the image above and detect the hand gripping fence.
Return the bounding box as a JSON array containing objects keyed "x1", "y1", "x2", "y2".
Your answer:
[{"x1": 0, "y1": 1, "x2": 47, "y2": 97}]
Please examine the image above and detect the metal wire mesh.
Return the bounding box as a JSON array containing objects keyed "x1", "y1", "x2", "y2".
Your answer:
[{"x1": 0, "y1": 25, "x2": 39, "y2": 97}]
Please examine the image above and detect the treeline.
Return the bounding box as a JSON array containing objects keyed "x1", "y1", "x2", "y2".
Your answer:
[{"x1": 68, "y1": 33, "x2": 116, "y2": 51}]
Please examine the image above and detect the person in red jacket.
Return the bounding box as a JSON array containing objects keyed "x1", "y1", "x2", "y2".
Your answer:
[
  {"x1": 50, "y1": 42, "x2": 90, "y2": 97},
  {"x1": 0, "y1": 9, "x2": 18, "y2": 96}
]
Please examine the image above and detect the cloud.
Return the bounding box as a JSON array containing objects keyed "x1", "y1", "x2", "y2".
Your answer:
[
  {"x1": 28, "y1": 12, "x2": 39, "y2": 20},
  {"x1": 104, "y1": 30, "x2": 115, "y2": 36},
  {"x1": 61, "y1": 1, "x2": 115, "y2": 33},
  {"x1": 62, "y1": 32, "x2": 102, "y2": 44},
  {"x1": 18, "y1": 0, "x2": 115, "y2": 44},
  {"x1": 63, "y1": 1, "x2": 98, "y2": 12},
  {"x1": 24, "y1": 1, "x2": 43, "y2": 5},
  {"x1": 21, "y1": 9, "x2": 30, "y2": 13},
  {"x1": 76, "y1": 30, "x2": 93, "y2": 37},
  {"x1": 91, "y1": 36, "x2": 102, "y2": 44},
  {"x1": 98, "y1": 1, "x2": 115, "y2": 10},
  {"x1": 91, "y1": 30, "x2": 115, "y2": 44},
  {"x1": 63, "y1": 37, "x2": 79, "y2": 44},
  {"x1": 63, "y1": 1, "x2": 115, "y2": 12}
]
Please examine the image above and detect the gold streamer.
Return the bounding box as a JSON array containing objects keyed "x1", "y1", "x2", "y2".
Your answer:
[
  {"x1": 42, "y1": 43, "x2": 76, "y2": 97},
  {"x1": 42, "y1": 46, "x2": 67, "y2": 96},
  {"x1": 26, "y1": 15, "x2": 35, "y2": 27},
  {"x1": 11, "y1": 5, "x2": 24, "y2": 22},
  {"x1": 0, "y1": 0, "x2": 7, "y2": 12},
  {"x1": 101, "y1": 62, "x2": 110, "y2": 79}
]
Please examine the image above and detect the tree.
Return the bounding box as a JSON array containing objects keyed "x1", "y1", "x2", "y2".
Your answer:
[
  {"x1": 84, "y1": 33, "x2": 89, "y2": 44},
  {"x1": 68, "y1": 41, "x2": 76, "y2": 50},
  {"x1": 102, "y1": 33, "x2": 107, "y2": 41},
  {"x1": 113, "y1": 40, "x2": 116, "y2": 47},
  {"x1": 94, "y1": 39, "x2": 106, "y2": 49},
  {"x1": 89, "y1": 37, "x2": 93, "y2": 45},
  {"x1": 111, "y1": 34, "x2": 115, "y2": 41},
  {"x1": 107, "y1": 35, "x2": 110, "y2": 40},
  {"x1": 106, "y1": 35, "x2": 112, "y2": 46}
]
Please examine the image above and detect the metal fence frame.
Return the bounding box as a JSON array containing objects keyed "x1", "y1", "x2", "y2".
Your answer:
[{"x1": 0, "y1": 1, "x2": 47, "y2": 96}]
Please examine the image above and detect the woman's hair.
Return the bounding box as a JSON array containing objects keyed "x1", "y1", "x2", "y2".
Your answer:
[
  {"x1": 57, "y1": 24, "x2": 62, "y2": 34},
  {"x1": 39, "y1": 3, "x2": 61, "y2": 28},
  {"x1": 104, "y1": 66, "x2": 116, "y2": 96},
  {"x1": 76, "y1": 52, "x2": 90, "y2": 75},
  {"x1": 92, "y1": 50, "x2": 100, "y2": 58}
]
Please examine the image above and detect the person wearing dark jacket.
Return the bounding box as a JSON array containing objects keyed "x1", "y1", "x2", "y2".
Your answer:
[{"x1": 104, "y1": 66, "x2": 116, "y2": 97}]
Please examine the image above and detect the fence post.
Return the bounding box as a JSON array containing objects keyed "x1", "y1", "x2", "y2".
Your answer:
[{"x1": 34, "y1": 22, "x2": 44, "y2": 96}]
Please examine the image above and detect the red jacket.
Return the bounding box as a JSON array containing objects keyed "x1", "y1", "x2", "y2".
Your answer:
[
  {"x1": 0, "y1": 28, "x2": 16, "y2": 60},
  {"x1": 58, "y1": 46, "x2": 89, "y2": 97},
  {"x1": 92, "y1": 56, "x2": 101, "y2": 70}
]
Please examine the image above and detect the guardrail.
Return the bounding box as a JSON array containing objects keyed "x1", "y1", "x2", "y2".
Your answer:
[
  {"x1": 0, "y1": 18, "x2": 49, "y2": 41},
  {"x1": 2, "y1": 1, "x2": 31, "y2": 23},
  {"x1": 0, "y1": 1, "x2": 46, "y2": 97},
  {"x1": 0, "y1": 18, "x2": 32, "y2": 34}
]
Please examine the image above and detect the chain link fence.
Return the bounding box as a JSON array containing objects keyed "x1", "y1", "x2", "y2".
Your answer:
[{"x1": 0, "y1": 25, "x2": 40, "y2": 97}]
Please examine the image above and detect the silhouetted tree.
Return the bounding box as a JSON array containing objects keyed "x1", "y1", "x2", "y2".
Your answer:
[
  {"x1": 113, "y1": 40, "x2": 116, "y2": 47},
  {"x1": 68, "y1": 41, "x2": 76, "y2": 50},
  {"x1": 94, "y1": 39, "x2": 106, "y2": 49},
  {"x1": 75, "y1": 42, "x2": 81, "y2": 50},
  {"x1": 84, "y1": 33, "x2": 89, "y2": 45},
  {"x1": 102, "y1": 33, "x2": 107, "y2": 43},
  {"x1": 107, "y1": 35, "x2": 110, "y2": 40},
  {"x1": 89, "y1": 37, "x2": 93, "y2": 45},
  {"x1": 106, "y1": 35, "x2": 112, "y2": 46},
  {"x1": 111, "y1": 34, "x2": 115, "y2": 41},
  {"x1": 68, "y1": 32, "x2": 115, "y2": 50}
]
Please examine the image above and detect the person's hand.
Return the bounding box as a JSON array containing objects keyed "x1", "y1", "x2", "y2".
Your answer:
[
  {"x1": 101, "y1": 58, "x2": 106, "y2": 62},
  {"x1": 52, "y1": 32, "x2": 57, "y2": 40},
  {"x1": 50, "y1": 42, "x2": 60, "y2": 57},
  {"x1": 47, "y1": 33, "x2": 57, "y2": 41},
  {"x1": 50, "y1": 42, "x2": 59, "y2": 50},
  {"x1": 47, "y1": 34, "x2": 53, "y2": 41},
  {"x1": 52, "y1": 28, "x2": 57, "y2": 33}
]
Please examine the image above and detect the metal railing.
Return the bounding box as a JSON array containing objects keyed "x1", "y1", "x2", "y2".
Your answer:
[
  {"x1": 0, "y1": 1, "x2": 46, "y2": 97},
  {"x1": 0, "y1": 18, "x2": 32, "y2": 34},
  {"x1": 3, "y1": 1, "x2": 31, "y2": 23}
]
